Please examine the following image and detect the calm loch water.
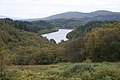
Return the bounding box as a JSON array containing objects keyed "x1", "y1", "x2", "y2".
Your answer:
[{"x1": 42, "y1": 29, "x2": 73, "y2": 43}]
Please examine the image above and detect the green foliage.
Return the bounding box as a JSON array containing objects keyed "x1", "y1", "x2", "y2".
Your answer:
[
  {"x1": 63, "y1": 38, "x2": 85, "y2": 62},
  {"x1": 39, "y1": 28, "x2": 58, "y2": 34},
  {"x1": 0, "y1": 18, "x2": 58, "y2": 34},
  {"x1": 92, "y1": 63, "x2": 120, "y2": 80},
  {"x1": 65, "y1": 21, "x2": 120, "y2": 62},
  {"x1": 0, "y1": 19, "x2": 58, "y2": 65},
  {"x1": 0, "y1": 32, "x2": 10, "y2": 80},
  {"x1": 85, "y1": 27, "x2": 120, "y2": 62},
  {"x1": 47, "y1": 19, "x2": 83, "y2": 29},
  {"x1": 1, "y1": 19, "x2": 120, "y2": 65},
  {"x1": 60, "y1": 63, "x2": 95, "y2": 77},
  {"x1": 33, "y1": 49, "x2": 55, "y2": 65},
  {"x1": 8, "y1": 63, "x2": 120, "y2": 80},
  {"x1": 67, "y1": 20, "x2": 118, "y2": 39},
  {"x1": 1, "y1": 16, "x2": 120, "y2": 80},
  {"x1": 50, "y1": 39, "x2": 56, "y2": 44}
]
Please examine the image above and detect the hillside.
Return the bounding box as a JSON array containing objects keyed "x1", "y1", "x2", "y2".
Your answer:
[
  {"x1": 0, "y1": 19, "x2": 58, "y2": 65},
  {"x1": 2, "y1": 10, "x2": 120, "y2": 29},
  {"x1": 46, "y1": 19, "x2": 83, "y2": 29},
  {"x1": 66, "y1": 20, "x2": 119, "y2": 39},
  {"x1": 0, "y1": 17, "x2": 120, "y2": 80},
  {"x1": 0, "y1": 18, "x2": 58, "y2": 34},
  {"x1": 45, "y1": 10, "x2": 120, "y2": 29},
  {"x1": 44, "y1": 10, "x2": 118, "y2": 20},
  {"x1": 43, "y1": 12, "x2": 87, "y2": 20},
  {"x1": 23, "y1": 10, "x2": 120, "y2": 21},
  {"x1": 1, "y1": 19, "x2": 120, "y2": 66}
]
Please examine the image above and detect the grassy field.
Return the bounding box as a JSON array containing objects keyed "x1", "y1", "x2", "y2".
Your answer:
[{"x1": 7, "y1": 62, "x2": 120, "y2": 80}]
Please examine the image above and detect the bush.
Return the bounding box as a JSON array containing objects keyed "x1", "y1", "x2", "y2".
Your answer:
[
  {"x1": 81, "y1": 71, "x2": 91, "y2": 80},
  {"x1": 92, "y1": 64, "x2": 120, "y2": 80},
  {"x1": 60, "y1": 63, "x2": 95, "y2": 77}
]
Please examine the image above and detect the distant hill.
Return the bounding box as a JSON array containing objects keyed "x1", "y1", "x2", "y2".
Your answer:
[
  {"x1": 43, "y1": 10, "x2": 119, "y2": 20},
  {"x1": 23, "y1": 10, "x2": 120, "y2": 21},
  {"x1": 45, "y1": 10, "x2": 120, "y2": 28},
  {"x1": 22, "y1": 10, "x2": 120, "y2": 29},
  {"x1": 43, "y1": 12, "x2": 87, "y2": 20},
  {"x1": 88, "y1": 10, "x2": 117, "y2": 17},
  {"x1": 22, "y1": 18, "x2": 42, "y2": 22}
]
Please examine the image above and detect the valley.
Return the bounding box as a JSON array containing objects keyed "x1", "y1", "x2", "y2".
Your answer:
[{"x1": 0, "y1": 10, "x2": 120, "y2": 80}]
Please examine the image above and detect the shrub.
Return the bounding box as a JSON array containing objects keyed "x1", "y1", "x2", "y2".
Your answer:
[
  {"x1": 60, "y1": 63, "x2": 95, "y2": 77},
  {"x1": 92, "y1": 64, "x2": 120, "y2": 80}
]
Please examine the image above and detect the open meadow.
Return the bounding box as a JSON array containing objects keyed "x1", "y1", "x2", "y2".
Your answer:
[{"x1": 7, "y1": 62, "x2": 120, "y2": 80}]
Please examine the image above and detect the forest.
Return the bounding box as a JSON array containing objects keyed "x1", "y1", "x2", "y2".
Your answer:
[
  {"x1": 0, "y1": 18, "x2": 120, "y2": 80},
  {"x1": 1, "y1": 18, "x2": 58, "y2": 34}
]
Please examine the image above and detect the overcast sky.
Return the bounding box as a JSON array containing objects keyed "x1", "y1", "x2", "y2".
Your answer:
[{"x1": 0, "y1": 0, "x2": 120, "y2": 19}]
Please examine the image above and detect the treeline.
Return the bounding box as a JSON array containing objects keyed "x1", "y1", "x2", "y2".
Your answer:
[
  {"x1": 0, "y1": 18, "x2": 58, "y2": 34},
  {"x1": 47, "y1": 19, "x2": 83, "y2": 29},
  {"x1": 0, "y1": 20, "x2": 120, "y2": 66},
  {"x1": 66, "y1": 20, "x2": 118, "y2": 39},
  {"x1": 0, "y1": 20, "x2": 57, "y2": 65},
  {"x1": 62, "y1": 23, "x2": 120, "y2": 62}
]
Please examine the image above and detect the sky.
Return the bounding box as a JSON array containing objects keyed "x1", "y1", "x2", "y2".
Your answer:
[{"x1": 0, "y1": 0, "x2": 120, "y2": 19}]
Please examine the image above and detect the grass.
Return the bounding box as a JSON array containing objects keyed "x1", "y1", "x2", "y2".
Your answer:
[{"x1": 7, "y1": 62, "x2": 120, "y2": 80}]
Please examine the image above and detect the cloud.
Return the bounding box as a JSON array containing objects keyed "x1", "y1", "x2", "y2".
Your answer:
[{"x1": 0, "y1": 0, "x2": 120, "y2": 19}]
